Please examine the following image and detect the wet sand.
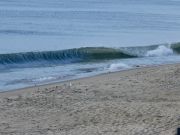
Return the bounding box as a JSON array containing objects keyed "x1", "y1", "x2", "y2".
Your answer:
[{"x1": 0, "y1": 64, "x2": 180, "y2": 135}]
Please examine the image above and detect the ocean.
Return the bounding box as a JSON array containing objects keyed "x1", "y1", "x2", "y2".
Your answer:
[{"x1": 1, "y1": 0, "x2": 180, "y2": 91}]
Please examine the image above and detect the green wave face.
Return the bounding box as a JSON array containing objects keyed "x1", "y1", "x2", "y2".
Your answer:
[
  {"x1": 79, "y1": 47, "x2": 136, "y2": 60},
  {"x1": 0, "y1": 47, "x2": 137, "y2": 65},
  {"x1": 171, "y1": 42, "x2": 180, "y2": 54}
]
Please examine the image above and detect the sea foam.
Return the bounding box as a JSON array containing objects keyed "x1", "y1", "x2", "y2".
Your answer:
[
  {"x1": 146, "y1": 46, "x2": 173, "y2": 57},
  {"x1": 108, "y1": 63, "x2": 130, "y2": 71}
]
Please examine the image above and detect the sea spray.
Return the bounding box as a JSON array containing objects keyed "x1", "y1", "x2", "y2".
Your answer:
[{"x1": 145, "y1": 46, "x2": 173, "y2": 57}]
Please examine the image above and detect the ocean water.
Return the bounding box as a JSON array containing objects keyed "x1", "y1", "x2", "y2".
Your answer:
[{"x1": 1, "y1": 0, "x2": 180, "y2": 91}]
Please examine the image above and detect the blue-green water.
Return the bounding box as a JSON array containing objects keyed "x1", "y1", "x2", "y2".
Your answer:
[
  {"x1": 1, "y1": 0, "x2": 180, "y2": 90},
  {"x1": 1, "y1": 0, "x2": 180, "y2": 53}
]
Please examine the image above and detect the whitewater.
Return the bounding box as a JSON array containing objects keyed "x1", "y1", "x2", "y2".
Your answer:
[{"x1": 1, "y1": 0, "x2": 180, "y2": 90}]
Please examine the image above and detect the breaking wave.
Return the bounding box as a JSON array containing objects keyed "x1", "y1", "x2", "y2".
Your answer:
[
  {"x1": 0, "y1": 42, "x2": 180, "y2": 70},
  {"x1": 0, "y1": 47, "x2": 136, "y2": 69},
  {"x1": 145, "y1": 45, "x2": 173, "y2": 57}
]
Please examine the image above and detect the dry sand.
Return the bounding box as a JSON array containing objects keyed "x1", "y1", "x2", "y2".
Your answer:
[{"x1": 0, "y1": 64, "x2": 180, "y2": 135}]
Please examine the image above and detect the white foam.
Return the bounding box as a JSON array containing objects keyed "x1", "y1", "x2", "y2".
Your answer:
[
  {"x1": 108, "y1": 63, "x2": 130, "y2": 71},
  {"x1": 146, "y1": 45, "x2": 173, "y2": 57},
  {"x1": 33, "y1": 76, "x2": 56, "y2": 82}
]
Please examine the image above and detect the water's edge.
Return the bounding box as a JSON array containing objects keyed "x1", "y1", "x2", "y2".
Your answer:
[{"x1": 1, "y1": 62, "x2": 179, "y2": 93}]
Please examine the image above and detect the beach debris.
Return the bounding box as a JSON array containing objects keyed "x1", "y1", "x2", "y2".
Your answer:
[{"x1": 69, "y1": 82, "x2": 72, "y2": 87}]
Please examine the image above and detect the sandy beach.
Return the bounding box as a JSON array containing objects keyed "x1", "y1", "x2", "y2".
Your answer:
[{"x1": 0, "y1": 64, "x2": 180, "y2": 135}]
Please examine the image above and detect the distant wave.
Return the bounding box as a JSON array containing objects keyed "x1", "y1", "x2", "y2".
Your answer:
[
  {"x1": 0, "y1": 30, "x2": 61, "y2": 36},
  {"x1": 0, "y1": 42, "x2": 180, "y2": 70}
]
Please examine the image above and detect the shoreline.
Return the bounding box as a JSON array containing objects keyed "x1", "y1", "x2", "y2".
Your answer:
[
  {"x1": 1, "y1": 62, "x2": 178, "y2": 94},
  {"x1": 0, "y1": 63, "x2": 180, "y2": 134}
]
